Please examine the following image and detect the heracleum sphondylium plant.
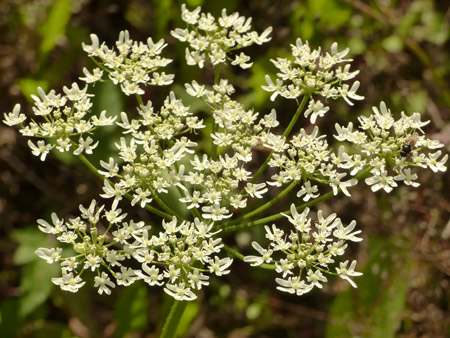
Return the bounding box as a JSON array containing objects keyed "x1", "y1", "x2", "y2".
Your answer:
[{"x1": 4, "y1": 3, "x2": 448, "y2": 311}]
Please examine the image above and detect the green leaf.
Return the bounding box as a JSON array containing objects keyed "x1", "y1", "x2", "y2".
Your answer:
[
  {"x1": 326, "y1": 235, "x2": 409, "y2": 338},
  {"x1": 17, "y1": 78, "x2": 49, "y2": 100},
  {"x1": 38, "y1": 0, "x2": 73, "y2": 59},
  {"x1": 114, "y1": 282, "x2": 149, "y2": 337},
  {"x1": 11, "y1": 227, "x2": 48, "y2": 265},
  {"x1": 175, "y1": 300, "x2": 200, "y2": 337},
  {"x1": 19, "y1": 259, "x2": 58, "y2": 318},
  {"x1": 307, "y1": 0, "x2": 352, "y2": 28},
  {"x1": 0, "y1": 299, "x2": 22, "y2": 338},
  {"x1": 371, "y1": 270, "x2": 408, "y2": 338}
]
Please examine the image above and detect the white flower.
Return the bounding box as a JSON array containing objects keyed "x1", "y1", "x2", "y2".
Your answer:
[
  {"x1": 296, "y1": 181, "x2": 320, "y2": 201},
  {"x1": 426, "y1": 151, "x2": 448, "y2": 173},
  {"x1": 73, "y1": 136, "x2": 98, "y2": 155},
  {"x1": 339, "y1": 81, "x2": 364, "y2": 106},
  {"x1": 131, "y1": 188, "x2": 153, "y2": 208},
  {"x1": 282, "y1": 204, "x2": 310, "y2": 232},
  {"x1": 332, "y1": 219, "x2": 362, "y2": 242},
  {"x1": 82, "y1": 33, "x2": 100, "y2": 56},
  {"x1": 365, "y1": 172, "x2": 398, "y2": 193},
  {"x1": 3, "y1": 104, "x2": 26, "y2": 126},
  {"x1": 116, "y1": 266, "x2": 139, "y2": 286},
  {"x1": 139, "y1": 264, "x2": 164, "y2": 286},
  {"x1": 336, "y1": 260, "x2": 362, "y2": 288},
  {"x1": 164, "y1": 282, "x2": 197, "y2": 301},
  {"x1": 394, "y1": 168, "x2": 420, "y2": 187},
  {"x1": 261, "y1": 75, "x2": 283, "y2": 101},
  {"x1": 306, "y1": 269, "x2": 328, "y2": 289},
  {"x1": 28, "y1": 139, "x2": 53, "y2": 161},
  {"x1": 79, "y1": 67, "x2": 103, "y2": 83},
  {"x1": 276, "y1": 277, "x2": 314, "y2": 296},
  {"x1": 231, "y1": 52, "x2": 253, "y2": 69},
  {"x1": 244, "y1": 242, "x2": 273, "y2": 266},
  {"x1": 35, "y1": 247, "x2": 62, "y2": 263},
  {"x1": 245, "y1": 182, "x2": 268, "y2": 199},
  {"x1": 52, "y1": 273, "x2": 86, "y2": 293},
  {"x1": 304, "y1": 100, "x2": 329, "y2": 124},
  {"x1": 201, "y1": 203, "x2": 232, "y2": 221},
  {"x1": 37, "y1": 213, "x2": 65, "y2": 234},
  {"x1": 188, "y1": 269, "x2": 209, "y2": 290},
  {"x1": 94, "y1": 272, "x2": 115, "y2": 295},
  {"x1": 329, "y1": 172, "x2": 357, "y2": 196},
  {"x1": 208, "y1": 256, "x2": 233, "y2": 276}
]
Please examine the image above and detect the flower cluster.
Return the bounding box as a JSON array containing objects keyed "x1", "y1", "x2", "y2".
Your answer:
[
  {"x1": 335, "y1": 102, "x2": 448, "y2": 192},
  {"x1": 262, "y1": 39, "x2": 363, "y2": 123},
  {"x1": 82, "y1": 30, "x2": 173, "y2": 95},
  {"x1": 35, "y1": 200, "x2": 231, "y2": 300},
  {"x1": 171, "y1": 4, "x2": 272, "y2": 69},
  {"x1": 244, "y1": 204, "x2": 363, "y2": 294},
  {"x1": 268, "y1": 126, "x2": 358, "y2": 198},
  {"x1": 3, "y1": 84, "x2": 116, "y2": 160},
  {"x1": 3, "y1": 5, "x2": 448, "y2": 302},
  {"x1": 100, "y1": 91, "x2": 204, "y2": 210}
]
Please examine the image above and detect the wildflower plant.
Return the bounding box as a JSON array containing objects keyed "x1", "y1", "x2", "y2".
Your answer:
[{"x1": 3, "y1": 4, "x2": 448, "y2": 335}]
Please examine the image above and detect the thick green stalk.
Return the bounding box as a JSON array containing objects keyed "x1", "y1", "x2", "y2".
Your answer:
[
  {"x1": 160, "y1": 300, "x2": 188, "y2": 338},
  {"x1": 251, "y1": 94, "x2": 310, "y2": 183}
]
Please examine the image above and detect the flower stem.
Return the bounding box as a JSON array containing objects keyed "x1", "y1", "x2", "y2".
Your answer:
[
  {"x1": 210, "y1": 66, "x2": 222, "y2": 160},
  {"x1": 160, "y1": 300, "x2": 188, "y2": 338},
  {"x1": 251, "y1": 94, "x2": 310, "y2": 183},
  {"x1": 222, "y1": 190, "x2": 334, "y2": 233},
  {"x1": 225, "y1": 166, "x2": 374, "y2": 233},
  {"x1": 226, "y1": 181, "x2": 298, "y2": 228}
]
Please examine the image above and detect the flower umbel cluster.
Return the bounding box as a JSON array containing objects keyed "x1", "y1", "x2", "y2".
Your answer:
[
  {"x1": 82, "y1": 30, "x2": 173, "y2": 95},
  {"x1": 335, "y1": 102, "x2": 448, "y2": 193},
  {"x1": 262, "y1": 38, "x2": 363, "y2": 123},
  {"x1": 244, "y1": 204, "x2": 363, "y2": 294},
  {"x1": 3, "y1": 84, "x2": 116, "y2": 160},
  {"x1": 3, "y1": 4, "x2": 448, "y2": 302},
  {"x1": 35, "y1": 200, "x2": 231, "y2": 300},
  {"x1": 171, "y1": 4, "x2": 272, "y2": 69}
]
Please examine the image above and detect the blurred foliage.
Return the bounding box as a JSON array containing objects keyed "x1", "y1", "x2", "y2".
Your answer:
[{"x1": 0, "y1": 0, "x2": 449, "y2": 337}]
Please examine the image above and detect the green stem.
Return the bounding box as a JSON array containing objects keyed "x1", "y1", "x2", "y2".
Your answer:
[
  {"x1": 135, "y1": 94, "x2": 144, "y2": 106},
  {"x1": 210, "y1": 66, "x2": 222, "y2": 160},
  {"x1": 224, "y1": 166, "x2": 373, "y2": 233},
  {"x1": 222, "y1": 190, "x2": 334, "y2": 234},
  {"x1": 227, "y1": 181, "x2": 298, "y2": 227},
  {"x1": 78, "y1": 153, "x2": 103, "y2": 180},
  {"x1": 283, "y1": 94, "x2": 310, "y2": 139},
  {"x1": 251, "y1": 94, "x2": 310, "y2": 183},
  {"x1": 160, "y1": 300, "x2": 188, "y2": 338},
  {"x1": 148, "y1": 186, "x2": 185, "y2": 220}
]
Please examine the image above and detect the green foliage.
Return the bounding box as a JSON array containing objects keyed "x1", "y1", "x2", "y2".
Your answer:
[
  {"x1": 326, "y1": 235, "x2": 410, "y2": 338},
  {"x1": 38, "y1": 0, "x2": 73, "y2": 62},
  {"x1": 11, "y1": 227, "x2": 59, "y2": 318},
  {"x1": 114, "y1": 283, "x2": 149, "y2": 337}
]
